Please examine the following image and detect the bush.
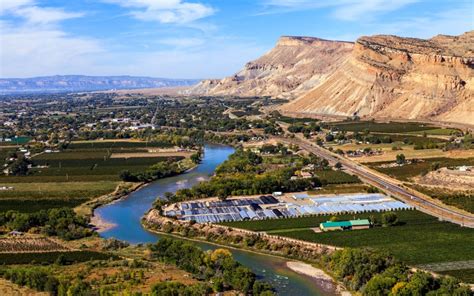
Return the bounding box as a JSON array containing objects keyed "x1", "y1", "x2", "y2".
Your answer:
[{"x1": 381, "y1": 212, "x2": 399, "y2": 227}]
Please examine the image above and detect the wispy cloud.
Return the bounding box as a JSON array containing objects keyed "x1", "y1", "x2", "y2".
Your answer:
[
  {"x1": 158, "y1": 37, "x2": 205, "y2": 47},
  {"x1": 103, "y1": 0, "x2": 215, "y2": 24},
  {"x1": 332, "y1": 0, "x2": 419, "y2": 21},
  {"x1": 260, "y1": 0, "x2": 419, "y2": 20},
  {"x1": 369, "y1": 5, "x2": 474, "y2": 38},
  {"x1": 0, "y1": 0, "x2": 83, "y2": 24},
  {"x1": 0, "y1": 1, "x2": 102, "y2": 77}
]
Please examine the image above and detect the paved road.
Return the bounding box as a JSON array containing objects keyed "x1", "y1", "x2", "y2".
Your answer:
[{"x1": 277, "y1": 135, "x2": 474, "y2": 228}]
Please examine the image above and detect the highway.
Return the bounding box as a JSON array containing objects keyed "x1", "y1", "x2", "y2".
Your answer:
[{"x1": 277, "y1": 134, "x2": 474, "y2": 228}]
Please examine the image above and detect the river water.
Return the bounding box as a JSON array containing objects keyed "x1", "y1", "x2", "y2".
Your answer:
[{"x1": 96, "y1": 145, "x2": 337, "y2": 295}]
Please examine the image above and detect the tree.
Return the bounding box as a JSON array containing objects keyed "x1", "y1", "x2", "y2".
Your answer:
[
  {"x1": 229, "y1": 266, "x2": 255, "y2": 293},
  {"x1": 119, "y1": 170, "x2": 138, "y2": 182},
  {"x1": 190, "y1": 152, "x2": 201, "y2": 164},
  {"x1": 381, "y1": 212, "x2": 399, "y2": 227},
  {"x1": 253, "y1": 281, "x2": 274, "y2": 295},
  {"x1": 430, "y1": 162, "x2": 441, "y2": 171},
  {"x1": 9, "y1": 156, "x2": 31, "y2": 176},
  {"x1": 217, "y1": 189, "x2": 229, "y2": 201},
  {"x1": 335, "y1": 162, "x2": 343, "y2": 170},
  {"x1": 364, "y1": 274, "x2": 397, "y2": 296},
  {"x1": 212, "y1": 277, "x2": 224, "y2": 292},
  {"x1": 395, "y1": 154, "x2": 406, "y2": 165},
  {"x1": 325, "y1": 133, "x2": 335, "y2": 142}
]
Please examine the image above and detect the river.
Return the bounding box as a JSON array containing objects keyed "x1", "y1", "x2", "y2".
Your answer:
[{"x1": 96, "y1": 145, "x2": 338, "y2": 295}]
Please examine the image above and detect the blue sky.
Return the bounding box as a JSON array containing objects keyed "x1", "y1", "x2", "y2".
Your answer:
[{"x1": 1, "y1": 0, "x2": 472, "y2": 78}]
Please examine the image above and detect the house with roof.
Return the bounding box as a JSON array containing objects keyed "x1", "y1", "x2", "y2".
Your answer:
[{"x1": 319, "y1": 219, "x2": 371, "y2": 231}]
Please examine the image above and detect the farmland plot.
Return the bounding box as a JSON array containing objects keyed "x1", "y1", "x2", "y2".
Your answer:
[{"x1": 0, "y1": 237, "x2": 70, "y2": 253}]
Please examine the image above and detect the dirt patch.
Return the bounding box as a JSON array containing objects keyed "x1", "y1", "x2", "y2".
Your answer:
[
  {"x1": 349, "y1": 148, "x2": 474, "y2": 163},
  {"x1": 413, "y1": 168, "x2": 474, "y2": 191},
  {"x1": 0, "y1": 278, "x2": 48, "y2": 296}
]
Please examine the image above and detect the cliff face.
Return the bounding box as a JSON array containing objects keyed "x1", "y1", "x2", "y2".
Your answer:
[
  {"x1": 189, "y1": 36, "x2": 353, "y2": 98},
  {"x1": 282, "y1": 31, "x2": 474, "y2": 125}
]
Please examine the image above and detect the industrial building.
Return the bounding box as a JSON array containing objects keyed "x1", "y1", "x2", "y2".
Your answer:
[{"x1": 164, "y1": 193, "x2": 412, "y2": 223}]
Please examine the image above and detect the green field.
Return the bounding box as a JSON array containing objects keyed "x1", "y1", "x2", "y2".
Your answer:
[
  {"x1": 330, "y1": 121, "x2": 438, "y2": 133},
  {"x1": 0, "y1": 150, "x2": 182, "y2": 183},
  {"x1": 0, "y1": 251, "x2": 118, "y2": 265},
  {"x1": 277, "y1": 116, "x2": 319, "y2": 124},
  {"x1": 220, "y1": 212, "x2": 374, "y2": 232},
  {"x1": 410, "y1": 185, "x2": 474, "y2": 214},
  {"x1": 439, "y1": 269, "x2": 474, "y2": 284},
  {"x1": 221, "y1": 210, "x2": 474, "y2": 266},
  {"x1": 0, "y1": 199, "x2": 89, "y2": 213},
  {"x1": 371, "y1": 133, "x2": 447, "y2": 145},
  {"x1": 370, "y1": 157, "x2": 474, "y2": 181},
  {"x1": 406, "y1": 128, "x2": 461, "y2": 136},
  {"x1": 0, "y1": 181, "x2": 118, "y2": 200},
  {"x1": 66, "y1": 140, "x2": 173, "y2": 149},
  {"x1": 0, "y1": 142, "x2": 182, "y2": 212},
  {"x1": 314, "y1": 170, "x2": 361, "y2": 184}
]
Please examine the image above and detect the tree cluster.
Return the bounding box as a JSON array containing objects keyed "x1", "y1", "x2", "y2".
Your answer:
[
  {"x1": 324, "y1": 248, "x2": 471, "y2": 295},
  {"x1": 119, "y1": 158, "x2": 187, "y2": 182},
  {"x1": 149, "y1": 238, "x2": 274, "y2": 295},
  {"x1": 0, "y1": 208, "x2": 92, "y2": 240},
  {"x1": 0, "y1": 267, "x2": 93, "y2": 296}
]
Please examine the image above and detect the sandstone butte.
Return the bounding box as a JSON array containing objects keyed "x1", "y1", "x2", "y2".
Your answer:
[
  {"x1": 190, "y1": 36, "x2": 354, "y2": 98},
  {"x1": 190, "y1": 31, "x2": 474, "y2": 126}
]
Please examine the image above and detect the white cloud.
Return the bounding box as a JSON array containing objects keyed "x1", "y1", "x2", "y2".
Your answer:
[
  {"x1": 14, "y1": 6, "x2": 84, "y2": 25},
  {"x1": 0, "y1": 0, "x2": 260, "y2": 79},
  {"x1": 106, "y1": 41, "x2": 265, "y2": 79},
  {"x1": 369, "y1": 6, "x2": 474, "y2": 38},
  {"x1": 104, "y1": 0, "x2": 215, "y2": 24},
  {"x1": 0, "y1": 0, "x2": 33, "y2": 14},
  {"x1": 325, "y1": 4, "x2": 473, "y2": 41},
  {"x1": 0, "y1": 0, "x2": 83, "y2": 24},
  {"x1": 0, "y1": 1, "x2": 102, "y2": 77},
  {"x1": 158, "y1": 37, "x2": 205, "y2": 47},
  {"x1": 261, "y1": 0, "x2": 419, "y2": 20},
  {"x1": 0, "y1": 23, "x2": 104, "y2": 78}
]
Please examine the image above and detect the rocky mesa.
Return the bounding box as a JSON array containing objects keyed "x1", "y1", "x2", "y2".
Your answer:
[
  {"x1": 281, "y1": 31, "x2": 474, "y2": 125},
  {"x1": 189, "y1": 36, "x2": 353, "y2": 98}
]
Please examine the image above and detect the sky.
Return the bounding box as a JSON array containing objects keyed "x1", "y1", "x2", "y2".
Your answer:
[{"x1": 0, "y1": 0, "x2": 473, "y2": 79}]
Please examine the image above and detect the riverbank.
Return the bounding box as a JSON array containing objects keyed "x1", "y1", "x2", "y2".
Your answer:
[
  {"x1": 286, "y1": 262, "x2": 351, "y2": 296},
  {"x1": 142, "y1": 213, "x2": 347, "y2": 295},
  {"x1": 80, "y1": 158, "x2": 199, "y2": 223},
  {"x1": 75, "y1": 182, "x2": 145, "y2": 218},
  {"x1": 286, "y1": 261, "x2": 333, "y2": 282},
  {"x1": 90, "y1": 212, "x2": 117, "y2": 233}
]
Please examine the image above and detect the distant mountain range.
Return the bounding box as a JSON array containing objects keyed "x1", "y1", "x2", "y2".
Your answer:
[{"x1": 0, "y1": 75, "x2": 200, "y2": 94}]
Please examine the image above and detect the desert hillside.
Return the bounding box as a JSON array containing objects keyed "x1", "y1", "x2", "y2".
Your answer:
[
  {"x1": 282, "y1": 31, "x2": 474, "y2": 125},
  {"x1": 189, "y1": 36, "x2": 353, "y2": 98}
]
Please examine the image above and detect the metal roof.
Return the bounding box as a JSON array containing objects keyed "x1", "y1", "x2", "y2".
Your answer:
[
  {"x1": 350, "y1": 219, "x2": 371, "y2": 226},
  {"x1": 320, "y1": 221, "x2": 352, "y2": 228}
]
